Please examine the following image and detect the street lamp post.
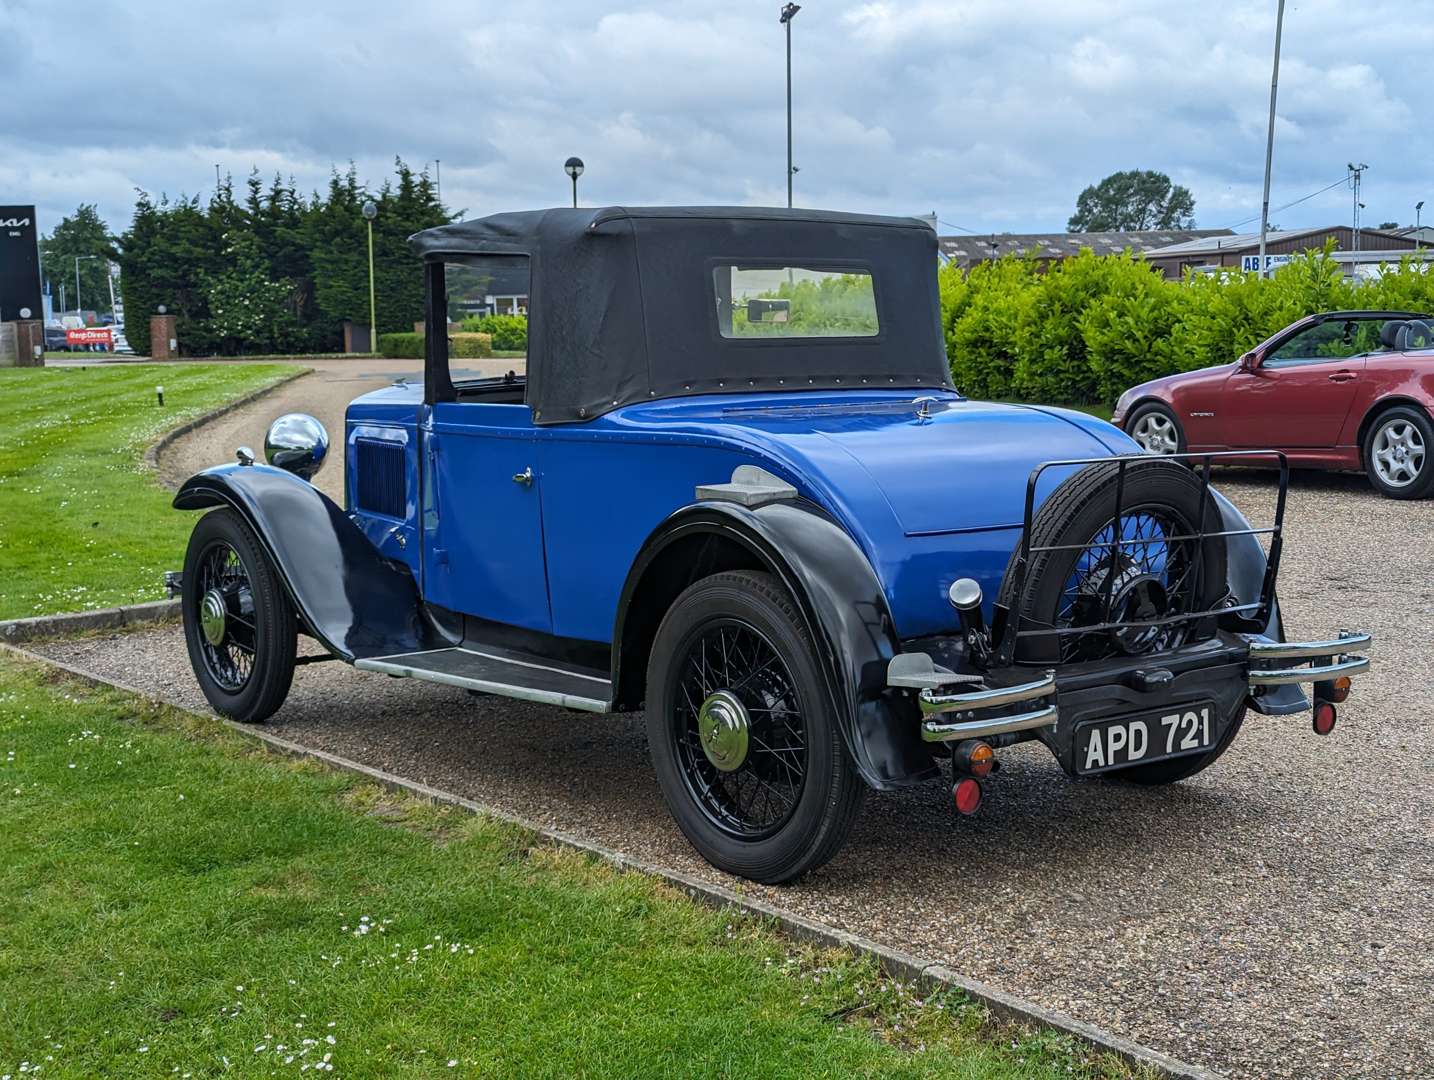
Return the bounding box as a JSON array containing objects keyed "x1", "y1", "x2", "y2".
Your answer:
[
  {"x1": 362, "y1": 201, "x2": 378, "y2": 354},
  {"x1": 1257, "y1": 0, "x2": 1285, "y2": 279},
  {"x1": 780, "y1": 3, "x2": 801, "y2": 208},
  {"x1": 564, "y1": 157, "x2": 584, "y2": 208},
  {"x1": 1417, "y1": 201, "x2": 1425, "y2": 251}
]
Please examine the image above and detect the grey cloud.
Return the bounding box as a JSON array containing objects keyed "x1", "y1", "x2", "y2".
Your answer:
[{"x1": 1, "y1": 0, "x2": 1429, "y2": 238}]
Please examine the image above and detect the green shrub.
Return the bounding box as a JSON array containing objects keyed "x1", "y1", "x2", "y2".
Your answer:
[
  {"x1": 459, "y1": 314, "x2": 527, "y2": 351},
  {"x1": 450, "y1": 331, "x2": 493, "y2": 358},
  {"x1": 941, "y1": 243, "x2": 1434, "y2": 406},
  {"x1": 378, "y1": 331, "x2": 424, "y2": 359},
  {"x1": 378, "y1": 330, "x2": 493, "y2": 360},
  {"x1": 946, "y1": 257, "x2": 1038, "y2": 399}
]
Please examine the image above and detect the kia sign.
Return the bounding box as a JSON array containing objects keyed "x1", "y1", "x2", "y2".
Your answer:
[
  {"x1": 0, "y1": 205, "x2": 43, "y2": 323},
  {"x1": 67, "y1": 327, "x2": 112, "y2": 347}
]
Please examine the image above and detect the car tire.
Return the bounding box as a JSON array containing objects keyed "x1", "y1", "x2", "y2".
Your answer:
[
  {"x1": 181, "y1": 508, "x2": 297, "y2": 723},
  {"x1": 997, "y1": 458, "x2": 1228, "y2": 667},
  {"x1": 997, "y1": 459, "x2": 1244, "y2": 783},
  {"x1": 645, "y1": 570, "x2": 866, "y2": 884},
  {"x1": 1362, "y1": 405, "x2": 1434, "y2": 500},
  {"x1": 1125, "y1": 402, "x2": 1185, "y2": 456}
]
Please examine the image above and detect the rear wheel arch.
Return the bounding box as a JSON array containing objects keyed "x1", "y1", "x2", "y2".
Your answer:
[
  {"x1": 1356, "y1": 397, "x2": 1432, "y2": 464},
  {"x1": 612, "y1": 502, "x2": 937, "y2": 790},
  {"x1": 613, "y1": 527, "x2": 766, "y2": 710}
]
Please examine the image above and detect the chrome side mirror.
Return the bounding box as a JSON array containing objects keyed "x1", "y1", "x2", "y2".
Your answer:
[{"x1": 264, "y1": 413, "x2": 329, "y2": 480}]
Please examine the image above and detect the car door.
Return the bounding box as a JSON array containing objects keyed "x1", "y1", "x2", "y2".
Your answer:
[
  {"x1": 1220, "y1": 318, "x2": 1371, "y2": 448},
  {"x1": 420, "y1": 401, "x2": 552, "y2": 633}
]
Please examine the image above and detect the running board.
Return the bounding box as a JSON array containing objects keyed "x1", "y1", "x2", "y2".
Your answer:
[{"x1": 354, "y1": 646, "x2": 612, "y2": 712}]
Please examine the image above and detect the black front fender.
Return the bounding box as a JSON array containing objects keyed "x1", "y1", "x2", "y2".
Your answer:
[
  {"x1": 616, "y1": 500, "x2": 938, "y2": 791},
  {"x1": 174, "y1": 464, "x2": 441, "y2": 661}
]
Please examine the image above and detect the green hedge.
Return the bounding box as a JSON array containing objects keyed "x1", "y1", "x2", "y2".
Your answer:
[
  {"x1": 459, "y1": 314, "x2": 527, "y2": 351},
  {"x1": 378, "y1": 330, "x2": 493, "y2": 360},
  {"x1": 941, "y1": 246, "x2": 1434, "y2": 405},
  {"x1": 378, "y1": 332, "x2": 423, "y2": 359},
  {"x1": 378, "y1": 332, "x2": 424, "y2": 359}
]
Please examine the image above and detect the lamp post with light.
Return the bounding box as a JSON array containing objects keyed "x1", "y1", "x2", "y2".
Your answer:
[
  {"x1": 1418, "y1": 201, "x2": 1425, "y2": 251},
  {"x1": 564, "y1": 157, "x2": 585, "y2": 208},
  {"x1": 780, "y1": 3, "x2": 801, "y2": 208},
  {"x1": 362, "y1": 201, "x2": 378, "y2": 354}
]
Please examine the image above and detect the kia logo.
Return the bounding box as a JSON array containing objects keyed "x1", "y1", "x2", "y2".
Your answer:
[{"x1": 1, "y1": 217, "x2": 31, "y2": 228}]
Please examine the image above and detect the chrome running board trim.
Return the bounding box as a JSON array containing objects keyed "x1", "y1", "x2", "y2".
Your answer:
[{"x1": 355, "y1": 647, "x2": 612, "y2": 713}]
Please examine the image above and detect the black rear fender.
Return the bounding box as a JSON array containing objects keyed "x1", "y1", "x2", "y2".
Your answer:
[
  {"x1": 173, "y1": 464, "x2": 443, "y2": 661},
  {"x1": 615, "y1": 500, "x2": 937, "y2": 791}
]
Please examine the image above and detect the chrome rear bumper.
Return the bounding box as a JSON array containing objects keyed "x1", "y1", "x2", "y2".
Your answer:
[
  {"x1": 1247, "y1": 630, "x2": 1370, "y2": 687},
  {"x1": 908, "y1": 671, "x2": 1058, "y2": 743},
  {"x1": 891, "y1": 629, "x2": 1371, "y2": 745}
]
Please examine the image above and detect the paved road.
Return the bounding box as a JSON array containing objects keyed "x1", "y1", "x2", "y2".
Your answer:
[
  {"x1": 43, "y1": 411, "x2": 1434, "y2": 1077},
  {"x1": 152, "y1": 357, "x2": 522, "y2": 502}
]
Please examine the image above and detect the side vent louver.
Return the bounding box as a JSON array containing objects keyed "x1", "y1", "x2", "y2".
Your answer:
[{"x1": 354, "y1": 439, "x2": 406, "y2": 518}]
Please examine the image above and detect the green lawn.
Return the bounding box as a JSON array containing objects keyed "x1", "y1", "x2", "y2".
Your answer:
[
  {"x1": 0, "y1": 658, "x2": 1141, "y2": 1079},
  {"x1": 0, "y1": 363, "x2": 294, "y2": 621}
]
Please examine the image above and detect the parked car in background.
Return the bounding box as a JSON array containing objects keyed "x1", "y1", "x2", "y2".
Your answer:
[
  {"x1": 1113, "y1": 311, "x2": 1434, "y2": 498},
  {"x1": 166, "y1": 207, "x2": 1370, "y2": 884},
  {"x1": 44, "y1": 324, "x2": 69, "y2": 352}
]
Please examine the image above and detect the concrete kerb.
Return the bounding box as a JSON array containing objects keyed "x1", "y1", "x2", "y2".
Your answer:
[
  {"x1": 0, "y1": 635, "x2": 1223, "y2": 1080},
  {"x1": 0, "y1": 600, "x2": 180, "y2": 644}
]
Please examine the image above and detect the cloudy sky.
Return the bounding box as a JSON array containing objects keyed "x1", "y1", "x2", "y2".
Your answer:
[{"x1": 2, "y1": 0, "x2": 1430, "y2": 240}]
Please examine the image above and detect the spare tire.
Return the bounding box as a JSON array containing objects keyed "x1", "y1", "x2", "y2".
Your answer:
[{"x1": 997, "y1": 459, "x2": 1227, "y2": 666}]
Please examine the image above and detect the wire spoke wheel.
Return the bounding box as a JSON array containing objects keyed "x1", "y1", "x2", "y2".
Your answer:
[
  {"x1": 1056, "y1": 506, "x2": 1201, "y2": 662},
  {"x1": 193, "y1": 539, "x2": 257, "y2": 692},
  {"x1": 670, "y1": 619, "x2": 808, "y2": 840}
]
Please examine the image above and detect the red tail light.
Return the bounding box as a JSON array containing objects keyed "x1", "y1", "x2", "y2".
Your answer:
[
  {"x1": 953, "y1": 777, "x2": 983, "y2": 815},
  {"x1": 1312, "y1": 701, "x2": 1337, "y2": 736}
]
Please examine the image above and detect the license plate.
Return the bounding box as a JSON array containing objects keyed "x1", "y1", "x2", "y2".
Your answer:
[{"x1": 1075, "y1": 702, "x2": 1215, "y2": 775}]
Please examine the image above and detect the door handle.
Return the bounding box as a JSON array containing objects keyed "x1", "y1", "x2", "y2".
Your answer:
[
  {"x1": 1327, "y1": 371, "x2": 1357, "y2": 382},
  {"x1": 512, "y1": 466, "x2": 533, "y2": 487}
]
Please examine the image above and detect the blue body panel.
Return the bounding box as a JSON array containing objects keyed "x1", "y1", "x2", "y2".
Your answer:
[{"x1": 345, "y1": 386, "x2": 1138, "y2": 645}]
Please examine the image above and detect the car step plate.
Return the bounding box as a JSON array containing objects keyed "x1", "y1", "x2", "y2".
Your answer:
[
  {"x1": 355, "y1": 647, "x2": 613, "y2": 713},
  {"x1": 1075, "y1": 700, "x2": 1216, "y2": 775}
]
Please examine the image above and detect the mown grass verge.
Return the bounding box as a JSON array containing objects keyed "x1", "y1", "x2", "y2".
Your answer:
[
  {"x1": 0, "y1": 656, "x2": 1145, "y2": 1078},
  {"x1": 0, "y1": 363, "x2": 293, "y2": 620}
]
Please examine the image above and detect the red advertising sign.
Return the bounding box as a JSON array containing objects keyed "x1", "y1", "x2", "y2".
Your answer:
[{"x1": 66, "y1": 328, "x2": 112, "y2": 346}]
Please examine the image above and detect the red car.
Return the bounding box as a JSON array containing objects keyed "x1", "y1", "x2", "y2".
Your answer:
[{"x1": 1112, "y1": 310, "x2": 1434, "y2": 499}]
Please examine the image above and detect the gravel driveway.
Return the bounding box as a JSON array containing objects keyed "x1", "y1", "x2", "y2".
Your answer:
[
  {"x1": 35, "y1": 459, "x2": 1433, "y2": 1079},
  {"x1": 153, "y1": 356, "x2": 523, "y2": 502}
]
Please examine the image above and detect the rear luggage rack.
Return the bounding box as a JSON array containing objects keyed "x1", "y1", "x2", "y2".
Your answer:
[{"x1": 994, "y1": 450, "x2": 1290, "y2": 664}]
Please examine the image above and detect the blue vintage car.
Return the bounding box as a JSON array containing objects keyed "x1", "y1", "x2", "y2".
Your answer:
[{"x1": 170, "y1": 206, "x2": 1369, "y2": 883}]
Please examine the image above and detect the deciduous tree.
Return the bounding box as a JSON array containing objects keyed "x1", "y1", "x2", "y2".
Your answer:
[{"x1": 1067, "y1": 170, "x2": 1196, "y2": 232}]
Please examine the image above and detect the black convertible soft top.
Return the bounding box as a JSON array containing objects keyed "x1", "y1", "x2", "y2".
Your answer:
[{"x1": 411, "y1": 206, "x2": 951, "y2": 424}]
